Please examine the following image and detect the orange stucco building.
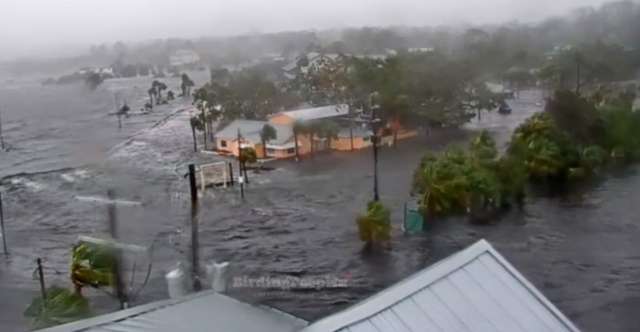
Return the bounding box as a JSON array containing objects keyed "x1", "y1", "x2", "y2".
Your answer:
[{"x1": 212, "y1": 104, "x2": 416, "y2": 159}]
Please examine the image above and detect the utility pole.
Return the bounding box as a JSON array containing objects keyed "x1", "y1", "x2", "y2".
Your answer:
[
  {"x1": 0, "y1": 192, "x2": 7, "y2": 254},
  {"x1": 0, "y1": 107, "x2": 5, "y2": 150},
  {"x1": 237, "y1": 129, "x2": 244, "y2": 199},
  {"x1": 188, "y1": 164, "x2": 201, "y2": 292},
  {"x1": 114, "y1": 93, "x2": 122, "y2": 130},
  {"x1": 107, "y1": 189, "x2": 127, "y2": 309},
  {"x1": 201, "y1": 107, "x2": 207, "y2": 151},
  {"x1": 75, "y1": 191, "x2": 143, "y2": 310},
  {"x1": 371, "y1": 108, "x2": 380, "y2": 202}
]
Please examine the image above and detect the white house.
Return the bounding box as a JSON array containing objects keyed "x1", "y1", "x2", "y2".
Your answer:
[{"x1": 170, "y1": 50, "x2": 200, "y2": 67}]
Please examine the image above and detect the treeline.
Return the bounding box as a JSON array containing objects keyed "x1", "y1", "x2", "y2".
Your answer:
[
  {"x1": 68, "y1": 0, "x2": 639, "y2": 71},
  {"x1": 410, "y1": 88, "x2": 639, "y2": 226}
]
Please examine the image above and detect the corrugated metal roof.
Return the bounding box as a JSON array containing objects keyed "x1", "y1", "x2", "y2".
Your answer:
[
  {"x1": 214, "y1": 120, "x2": 292, "y2": 145},
  {"x1": 39, "y1": 291, "x2": 308, "y2": 332},
  {"x1": 300, "y1": 239, "x2": 582, "y2": 332},
  {"x1": 282, "y1": 104, "x2": 350, "y2": 121}
]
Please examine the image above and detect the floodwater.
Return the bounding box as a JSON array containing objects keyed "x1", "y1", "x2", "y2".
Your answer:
[{"x1": 0, "y1": 79, "x2": 639, "y2": 332}]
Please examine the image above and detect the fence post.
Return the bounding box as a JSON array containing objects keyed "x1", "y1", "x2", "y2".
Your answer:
[
  {"x1": 0, "y1": 192, "x2": 7, "y2": 254},
  {"x1": 36, "y1": 258, "x2": 46, "y2": 300},
  {"x1": 228, "y1": 162, "x2": 235, "y2": 187}
]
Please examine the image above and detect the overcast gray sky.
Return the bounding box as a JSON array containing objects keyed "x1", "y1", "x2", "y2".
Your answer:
[{"x1": 0, "y1": 0, "x2": 613, "y2": 60}]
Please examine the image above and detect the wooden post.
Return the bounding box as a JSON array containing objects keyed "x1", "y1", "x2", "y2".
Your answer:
[
  {"x1": 222, "y1": 163, "x2": 227, "y2": 189},
  {"x1": 201, "y1": 108, "x2": 208, "y2": 151},
  {"x1": 228, "y1": 162, "x2": 235, "y2": 187},
  {"x1": 200, "y1": 166, "x2": 206, "y2": 193},
  {"x1": 237, "y1": 129, "x2": 244, "y2": 199},
  {"x1": 107, "y1": 189, "x2": 127, "y2": 309},
  {"x1": 188, "y1": 165, "x2": 201, "y2": 292},
  {"x1": 0, "y1": 107, "x2": 5, "y2": 150},
  {"x1": 0, "y1": 192, "x2": 6, "y2": 254},
  {"x1": 36, "y1": 258, "x2": 46, "y2": 300}
]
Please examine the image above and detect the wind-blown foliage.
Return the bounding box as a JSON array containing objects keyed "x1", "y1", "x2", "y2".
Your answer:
[
  {"x1": 70, "y1": 242, "x2": 114, "y2": 293},
  {"x1": 356, "y1": 200, "x2": 391, "y2": 245},
  {"x1": 23, "y1": 285, "x2": 92, "y2": 330}
]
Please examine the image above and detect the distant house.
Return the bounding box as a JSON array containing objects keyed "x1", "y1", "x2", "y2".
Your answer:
[
  {"x1": 543, "y1": 45, "x2": 573, "y2": 60},
  {"x1": 170, "y1": 50, "x2": 200, "y2": 67},
  {"x1": 407, "y1": 47, "x2": 435, "y2": 53},
  {"x1": 281, "y1": 53, "x2": 340, "y2": 80}
]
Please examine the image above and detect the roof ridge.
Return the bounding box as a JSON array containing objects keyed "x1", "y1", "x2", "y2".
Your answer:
[{"x1": 298, "y1": 240, "x2": 493, "y2": 332}]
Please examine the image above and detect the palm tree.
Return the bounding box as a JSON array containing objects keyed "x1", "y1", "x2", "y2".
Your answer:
[
  {"x1": 292, "y1": 120, "x2": 305, "y2": 162},
  {"x1": 382, "y1": 94, "x2": 410, "y2": 147},
  {"x1": 259, "y1": 124, "x2": 277, "y2": 158},
  {"x1": 23, "y1": 285, "x2": 92, "y2": 330},
  {"x1": 156, "y1": 82, "x2": 167, "y2": 103},
  {"x1": 70, "y1": 243, "x2": 114, "y2": 294},
  {"x1": 319, "y1": 121, "x2": 340, "y2": 150},
  {"x1": 305, "y1": 121, "x2": 322, "y2": 157},
  {"x1": 147, "y1": 88, "x2": 155, "y2": 108},
  {"x1": 189, "y1": 117, "x2": 203, "y2": 152},
  {"x1": 239, "y1": 147, "x2": 257, "y2": 182},
  {"x1": 356, "y1": 200, "x2": 391, "y2": 247}
]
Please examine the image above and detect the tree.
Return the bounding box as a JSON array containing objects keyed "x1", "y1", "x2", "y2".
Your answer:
[
  {"x1": 239, "y1": 147, "x2": 257, "y2": 180},
  {"x1": 356, "y1": 200, "x2": 391, "y2": 247},
  {"x1": 84, "y1": 73, "x2": 104, "y2": 90},
  {"x1": 152, "y1": 80, "x2": 167, "y2": 104},
  {"x1": 318, "y1": 121, "x2": 340, "y2": 149},
  {"x1": 23, "y1": 285, "x2": 92, "y2": 330},
  {"x1": 147, "y1": 88, "x2": 155, "y2": 108},
  {"x1": 181, "y1": 73, "x2": 195, "y2": 97},
  {"x1": 259, "y1": 124, "x2": 278, "y2": 158},
  {"x1": 292, "y1": 120, "x2": 305, "y2": 161},
  {"x1": 70, "y1": 243, "x2": 114, "y2": 294},
  {"x1": 189, "y1": 116, "x2": 202, "y2": 152}
]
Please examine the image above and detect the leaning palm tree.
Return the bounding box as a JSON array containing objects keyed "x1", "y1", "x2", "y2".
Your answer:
[
  {"x1": 239, "y1": 147, "x2": 257, "y2": 183},
  {"x1": 356, "y1": 200, "x2": 391, "y2": 247},
  {"x1": 70, "y1": 242, "x2": 114, "y2": 294},
  {"x1": 259, "y1": 124, "x2": 277, "y2": 159}
]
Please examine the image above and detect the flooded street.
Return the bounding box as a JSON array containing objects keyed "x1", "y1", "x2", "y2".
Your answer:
[{"x1": 1, "y1": 87, "x2": 640, "y2": 332}]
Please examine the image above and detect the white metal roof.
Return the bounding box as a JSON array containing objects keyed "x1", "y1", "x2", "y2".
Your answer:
[
  {"x1": 282, "y1": 104, "x2": 350, "y2": 121},
  {"x1": 300, "y1": 239, "x2": 582, "y2": 332},
  {"x1": 214, "y1": 120, "x2": 293, "y2": 145},
  {"x1": 39, "y1": 291, "x2": 308, "y2": 332}
]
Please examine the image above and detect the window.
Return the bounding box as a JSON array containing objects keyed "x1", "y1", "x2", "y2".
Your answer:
[
  {"x1": 220, "y1": 140, "x2": 227, "y2": 147},
  {"x1": 362, "y1": 137, "x2": 370, "y2": 142},
  {"x1": 287, "y1": 148, "x2": 296, "y2": 154},
  {"x1": 266, "y1": 149, "x2": 276, "y2": 154}
]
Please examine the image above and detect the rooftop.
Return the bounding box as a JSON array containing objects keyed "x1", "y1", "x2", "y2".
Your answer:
[
  {"x1": 38, "y1": 291, "x2": 308, "y2": 332},
  {"x1": 281, "y1": 104, "x2": 351, "y2": 122},
  {"x1": 300, "y1": 239, "x2": 582, "y2": 332},
  {"x1": 214, "y1": 120, "x2": 292, "y2": 145}
]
